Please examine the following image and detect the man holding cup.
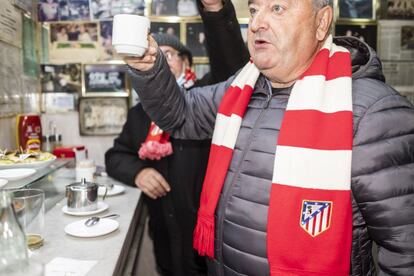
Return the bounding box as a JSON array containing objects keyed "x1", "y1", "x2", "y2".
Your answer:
[
  {"x1": 124, "y1": 0, "x2": 414, "y2": 275},
  {"x1": 106, "y1": 0, "x2": 249, "y2": 275}
]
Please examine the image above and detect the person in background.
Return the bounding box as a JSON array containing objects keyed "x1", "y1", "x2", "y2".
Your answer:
[
  {"x1": 105, "y1": 1, "x2": 249, "y2": 275},
  {"x1": 125, "y1": 0, "x2": 414, "y2": 275}
]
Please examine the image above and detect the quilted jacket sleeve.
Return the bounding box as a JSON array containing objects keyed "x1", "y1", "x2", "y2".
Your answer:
[
  {"x1": 351, "y1": 78, "x2": 414, "y2": 275},
  {"x1": 129, "y1": 54, "x2": 234, "y2": 140}
]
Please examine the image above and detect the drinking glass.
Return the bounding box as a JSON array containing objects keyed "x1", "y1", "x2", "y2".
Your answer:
[{"x1": 12, "y1": 189, "x2": 45, "y2": 250}]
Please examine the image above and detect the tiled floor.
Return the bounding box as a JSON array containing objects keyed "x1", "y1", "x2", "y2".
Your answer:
[{"x1": 136, "y1": 218, "x2": 160, "y2": 276}]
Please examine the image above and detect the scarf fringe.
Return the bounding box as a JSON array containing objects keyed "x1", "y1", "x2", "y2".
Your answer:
[
  {"x1": 138, "y1": 141, "x2": 173, "y2": 160},
  {"x1": 193, "y1": 213, "x2": 215, "y2": 258}
]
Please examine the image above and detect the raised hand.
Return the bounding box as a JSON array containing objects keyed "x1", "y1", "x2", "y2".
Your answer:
[
  {"x1": 124, "y1": 35, "x2": 158, "y2": 72},
  {"x1": 134, "y1": 167, "x2": 171, "y2": 199}
]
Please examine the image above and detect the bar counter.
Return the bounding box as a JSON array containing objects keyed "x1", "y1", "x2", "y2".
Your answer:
[{"x1": 3, "y1": 159, "x2": 146, "y2": 276}]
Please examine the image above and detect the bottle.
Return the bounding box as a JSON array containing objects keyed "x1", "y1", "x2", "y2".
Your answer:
[{"x1": 0, "y1": 190, "x2": 28, "y2": 272}]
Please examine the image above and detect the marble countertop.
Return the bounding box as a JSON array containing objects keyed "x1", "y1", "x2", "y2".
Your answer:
[{"x1": 27, "y1": 165, "x2": 142, "y2": 276}]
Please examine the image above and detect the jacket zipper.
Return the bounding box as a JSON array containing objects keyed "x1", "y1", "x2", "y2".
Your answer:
[{"x1": 216, "y1": 91, "x2": 273, "y2": 271}]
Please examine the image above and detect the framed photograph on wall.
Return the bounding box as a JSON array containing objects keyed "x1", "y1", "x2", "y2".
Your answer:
[
  {"x1": 177, "y1": 0, "x2": 198, "y2": 16},
  {"x1": 49, "y1": 22, "x2": 99, "y2": 62},
  {"x1": 40, "y1": 63, "x2": 82, "y2": 93},
  {"x1": 89, "y1": 0, "x2": 145, "y2": 20},
  {"x1": 38, "y1": 0, "x2": 59, "y2": 21},
  {"x1": 378, "y1": 20, "x2": 414, "y2": 60},
  {"x1": 99, "y1": 20, "x2": 120, "y2": 60},
  {"x1": 186, "y1": 22, "x2": 207, "y2": 58},
  {"x1": 150, "y1": 22, "x2": 181, "y2": 38},
  {"x1": 79, "y1": 97, "x2": 128, "y2": 135},
  {"x1": 338, "y1": 0, "x2": 375, "y2": 20},
  {"x1": 385, "y1": 0, "x2": 414, "y2": 19},
  {"x1": 151, "y1": 0, "x2": 178, "y2": 16},
  {"x1": 82, "y1": 63, "x2": 129, "y2": 97},
  {"x1": 335, "y1": 24, "x2": 377, "y2": 49},
  {"x1": 58, "y1": 0, "x2": 90, "y2": 21}
]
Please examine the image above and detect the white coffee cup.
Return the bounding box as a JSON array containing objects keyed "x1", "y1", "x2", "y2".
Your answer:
[{"x1": 112, "y1": 14, "x2": 150, "y2": 57}]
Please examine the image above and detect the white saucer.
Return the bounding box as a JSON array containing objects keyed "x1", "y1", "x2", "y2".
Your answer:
[
  {"x1": 0, "y1": 168, "x2": 36, "y2": 181},
  {"x1": 64, "y1": 218, "x2": 119, "y2": 238},
  {"x1": 62, "y1": 201, "x2": 109, "y2": 216},
  {"x1": 98, "y1": 185, "x2": 125, "y2": 197},
  {"x1": 0, "y1": 178, "x2": 8, "y2": 187}
]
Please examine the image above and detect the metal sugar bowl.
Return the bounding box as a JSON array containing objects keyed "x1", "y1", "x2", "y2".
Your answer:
[{"x1": 66, "y1": 178, "x2": 107, "y2": 212}]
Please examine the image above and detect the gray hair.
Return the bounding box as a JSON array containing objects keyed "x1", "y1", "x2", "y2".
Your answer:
[{"x1": 312, "y1": 0, "x2": 331, "y2": 10}]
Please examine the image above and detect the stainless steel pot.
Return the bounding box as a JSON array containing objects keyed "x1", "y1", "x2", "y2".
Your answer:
[{"x1": 65, "y1": 178, "x2": 107, "y2": 212}]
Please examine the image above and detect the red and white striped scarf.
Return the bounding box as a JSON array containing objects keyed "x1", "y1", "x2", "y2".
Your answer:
[{"x1": 194, "y1": 36, "x2": 353, "y2": 275}]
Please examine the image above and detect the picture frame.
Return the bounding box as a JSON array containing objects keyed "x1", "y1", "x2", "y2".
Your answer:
[
  {"x1": 337, "y1": 0, "x2": 376, "y2": 20},
  {"x1": 151, "y1": 0, "x2": 178, "y2": 16},
  {"x1": 82, "y1": 63, "x2": 129, "y2": 97},
  {"x1": 79, "y1": 97, "x2": 128, "y2": 135},
  {"x1": 177, "y1": 0, "x2": 198, "y2": 16},
  {"x1": 385, "y1": 0, "x2": 414, "y2": 19},
  {"x1": 42, "y1": 92, "x2": 77, "y2": 113},
  {"x1": 49, "y1": 22, "x2": 100, "y2": 63},
  {"x1": 150, "y1": 22, "x2": 181, "y2": 39},
  {"x1": 58, "y1": 0, "x2": 90, "y2": 21},
  {"x1": 377, "y1": 20, "x2": 414, "y2": 61},
  {"x1": 38, "y1": 0, "x2": 59, "y2": 21},
  {"x1": 89, "y1": 0, "x2": 145, "y2": 20},
  {"x1": 335, "y1": 23, "x2": 378, "y2": 49},
  {"x1": 40, "y1": 63, "x2": 82, "y2": 93},
  {"x1": 99, "y1": 20, "x2": 121, "y2": 60},
  {"x1": 186, "y1": 22, "x2": 207, "y2": 59}
]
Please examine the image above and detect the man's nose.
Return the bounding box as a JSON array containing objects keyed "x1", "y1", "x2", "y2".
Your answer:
[{"x1": 249, "y1": 10, "x2": 268, "y2": 32}]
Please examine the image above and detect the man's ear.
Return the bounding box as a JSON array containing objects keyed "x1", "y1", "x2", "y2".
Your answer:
[{"x1": 315, "y1": 6, "x2": 333, "y2": 41}]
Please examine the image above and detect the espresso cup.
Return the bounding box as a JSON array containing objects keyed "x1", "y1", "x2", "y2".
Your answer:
[{"x1": 112, "y1": 14, "x2": 150, "y2": 57}]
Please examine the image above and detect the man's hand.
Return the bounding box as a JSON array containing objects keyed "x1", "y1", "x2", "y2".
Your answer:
[
  {"x1": 200, "y1": 0, "x2": 224, "y2": 12},
  {"x1": 135, "y1": 168, "x2": 171, "y2": 199},
  {"x1": 124, "y1": 35, "x2": 158, "y2": 72}
]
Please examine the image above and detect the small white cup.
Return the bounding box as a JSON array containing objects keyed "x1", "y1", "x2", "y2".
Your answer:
[{"x1": 112, "y1": 14, "x2": 150, "y2": 57}]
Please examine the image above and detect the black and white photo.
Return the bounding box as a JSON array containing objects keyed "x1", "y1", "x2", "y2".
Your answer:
[
  {"x1": 150, "y1": 22, "x2": 181, "y2": 38},
  {"x1": 58, "y1": 0, "x2": 90, "y2": 21},
  {"x1": 177, "y1": 0, "x2": 198, "y2": 16},
  {"x1": 151, "y1": 0, "x2": 178, "y2": 16},
  {"x1": 79, "y1": 97, "x2": 128, "y2": 135},
  {"x1": 186, "y1": 22, "x2": 207, "y2": 57},
  {"x1": 89, "y1": 0, "x2": 145, "y2": 20},
  {"x1": 82, "y1": 64, "x2": 128, "y2": 96},
  {"x1": 387, "y1": 0, "x2": 414, "y2": 19}
]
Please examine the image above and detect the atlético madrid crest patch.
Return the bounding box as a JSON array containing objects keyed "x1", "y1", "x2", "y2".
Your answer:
[{"x1": 300, "y1": 200, "x2": 333, "y2": 237}]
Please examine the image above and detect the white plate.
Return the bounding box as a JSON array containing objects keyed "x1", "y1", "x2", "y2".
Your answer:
[
  {"x1": 64, "y1": 218, "x2": 119, "y2": 238},
  {"x1": 98, "y1": 185, "x2": 125, "y2": 197},
  {"x1": 62, "y1": 201, "x2": 109, "y2": 216},
  {"x1": 0, "y1": 168, "x2": 37, "y2": 181},
  {"x1": 0, "y1": 156, "x2": 56, "y2": 169},
  {"x1": 0, "y1": 178, "x2": 8, "y2": 187}
]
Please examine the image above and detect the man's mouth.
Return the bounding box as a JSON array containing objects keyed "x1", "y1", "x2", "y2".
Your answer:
[{"x1": 254, "y1": 39, "x2": 269, "y2": 49}]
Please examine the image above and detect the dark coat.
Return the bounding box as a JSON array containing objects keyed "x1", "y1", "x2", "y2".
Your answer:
[{"x1": 105, "y1": 1, "x2": 249, "y2": 275}]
